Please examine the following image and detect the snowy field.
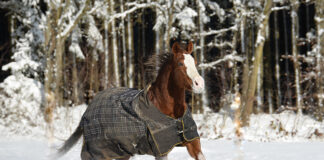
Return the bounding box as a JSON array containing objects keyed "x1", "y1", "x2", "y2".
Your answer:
[
  {"x1": 1, "y1": 102, "x2": 324, "y2": 160},
  {"x1": 0, "y1": 138, "x2": 324, "y2": 160}
]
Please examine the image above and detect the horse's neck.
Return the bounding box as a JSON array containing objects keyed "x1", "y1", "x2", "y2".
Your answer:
[{"x1": 148, "y1": 64, "x2": 186, "y2": 118}]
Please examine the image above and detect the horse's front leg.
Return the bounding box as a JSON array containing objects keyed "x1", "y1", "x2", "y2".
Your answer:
[
  {"x1": 155, "y1": 155, "x2": 168, "y2": 160},
  {"x1": 185, "y1": 138, "x2": 206, "y2": 160}
]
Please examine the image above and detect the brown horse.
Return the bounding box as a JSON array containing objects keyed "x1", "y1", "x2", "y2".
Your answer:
[{"x1": 56, "y1": 42, "x2": 206, "y2": 160}]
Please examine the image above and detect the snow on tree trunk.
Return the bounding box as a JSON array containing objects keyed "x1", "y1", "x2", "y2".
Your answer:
[
  {"x1": 104, "y1": 21, "x2": 109, "y2": 88},
  {"x1": 127, "y1": 10, "x2": 134, "y2": 88},
  {"x1": 256, "y1": 52, "x2": 263, "y2": 113},
  {"x1": 110, "y1": 0, "x2": 120, "y2": 87},
  {"x1": 155, "y1": 11, "x2": 161, "y2": 77},
  {"x1": 242, "y1": 0, "x2": 272, "y2": 126},
  {"x1": 291, "y1": 0, "x2": 303, "y2": 115}
]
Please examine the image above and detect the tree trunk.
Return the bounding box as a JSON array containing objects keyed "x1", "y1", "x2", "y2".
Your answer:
[
  {"x1": 141, "y1": 10, "x2": 146, "y2": 88},
  {"x1": 120, "y1": 0, "x2": 127, "y2": 86},
  {"x1": 274, "y1": 10, "x2": 282, "y2": 108},
  {"x1": 104, "y1": 21, "x2": 109, "y2": 89},
  {"x1": 196, "y1": 0, "x2": 206, "y2": 113},
  {"x1": 110, "y1": 0, "x2": 120, "y2": 87},
  {"x1": 242, "y1": 0, "x2": 272, "y2": 126},
  {"x1": 72, "y1": 45, "x2": 79, "y2": 104},
  {"x1": 55, "y1": 39, "x2": 64, "y2": 107},
  {"x1": 164, "y1": 0, "x2": 175, "y2": 51},
  {"x1": 291, "y1": 0, "x2": 302, "y2": 115},
  {"x1": 126, "y1": 7, "x2": 134, "y2": 88},
  {"x1": 283, "y1": 9, "x2": 292, "y2": 106},
  {"x1": 315, "y1": 0, "x2": 324, "y2": 118}
]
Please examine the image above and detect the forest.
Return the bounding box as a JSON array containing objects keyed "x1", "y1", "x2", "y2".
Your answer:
[{"x1": 0, "y1": 0, "x2": 324, "y2": 144}]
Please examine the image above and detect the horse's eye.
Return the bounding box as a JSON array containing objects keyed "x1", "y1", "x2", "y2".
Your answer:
[{"x1": 178, "y1": 62, "x2": 183, "y2": 66}]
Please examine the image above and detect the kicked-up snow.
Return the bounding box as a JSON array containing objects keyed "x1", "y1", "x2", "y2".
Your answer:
[{"x1": 0, "y1": 138, "x2": 324, "y2": 160}]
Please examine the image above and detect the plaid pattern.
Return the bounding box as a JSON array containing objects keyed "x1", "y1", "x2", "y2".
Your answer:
[
  {"x1": 80, "y1": 87, "x2": 199, "y2": 157},
  {"x1": 82, "y1": 88, "x2": 146, "y2": 140}
]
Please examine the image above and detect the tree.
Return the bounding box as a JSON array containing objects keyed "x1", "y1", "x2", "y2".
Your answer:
[
  {"x1": 315, "y1": 0, "x2": 324, "y2": 119},
  {"x1": 290, "y1": 0, "x2": 302, "y2": 115},
  {"x1": 241, "y1": 0, "x2": 273, "y2": 126},
  {"x1": 45, "y1": 0, "x2": 90, "y2": 106}
]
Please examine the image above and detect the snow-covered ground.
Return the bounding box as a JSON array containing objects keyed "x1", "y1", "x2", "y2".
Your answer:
[
  {"x1": 0, "y1": 138, "x2": 324, "y2": 160},
  {"x1": 194, "y1": 111, "x2": 324, "y2": 142},
  {"x1": 1, "y1": 79, "x2": 324, "y2": 159}
]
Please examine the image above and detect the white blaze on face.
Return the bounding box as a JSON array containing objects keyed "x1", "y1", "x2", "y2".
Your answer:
[{"x1": 183, "y1": 54, "x2": 205, "y2": 93}]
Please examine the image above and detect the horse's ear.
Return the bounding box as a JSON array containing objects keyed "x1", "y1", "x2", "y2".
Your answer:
[
  {"x1": 172, "y1": 42, "x2": 181, "y2": 55},
  {"x1": 187, "y1": 41, "x2": 193, "y2": 54}
]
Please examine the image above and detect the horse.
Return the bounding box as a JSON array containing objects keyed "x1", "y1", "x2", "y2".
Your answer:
[{"x1": 56, "y1": 41, "x2": 206, "y2": 160}]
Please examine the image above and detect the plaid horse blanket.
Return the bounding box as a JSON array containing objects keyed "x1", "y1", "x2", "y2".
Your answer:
[{"x1": 80, "y1": 87, "x2": 199, "y2": 158}]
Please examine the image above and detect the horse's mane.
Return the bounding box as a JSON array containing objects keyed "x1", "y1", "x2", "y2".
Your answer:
[{"x1": 144, "y1": 52, "x2": 173, "y2": 85}]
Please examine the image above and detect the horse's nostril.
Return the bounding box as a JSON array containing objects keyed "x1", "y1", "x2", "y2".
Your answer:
[{"x1": 195, "y1": 81, "x2": 198, "y2": 86}]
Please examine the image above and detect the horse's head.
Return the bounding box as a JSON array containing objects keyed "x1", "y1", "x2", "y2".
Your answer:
[{"x1": 170, "y1": 42, "x2": 205, "y2": 93}]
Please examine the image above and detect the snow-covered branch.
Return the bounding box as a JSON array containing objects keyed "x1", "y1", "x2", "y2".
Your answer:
[
  {"x1": 106, "y1": 2, "x2": 166, "y2": 24},
  {"x1": 199, "y1": 54, "x2": 244, "y2": 69},
  {"x1": 271, "y1": 6, "x2": 290, "y2": 11},
  {"x1": 198, "y1": 25, "x2": 237, "y2": 37},
  {"x1": 207, "y1": 41, "x2": 234, "y2": 48},
  {"x1": 57, "y1": 0, "x2": 90, "y2": 39}
]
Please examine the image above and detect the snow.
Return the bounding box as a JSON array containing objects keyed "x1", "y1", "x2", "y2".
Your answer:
[
  {"x1": 0, "y1": 74, "x2": 44, "y2": 137},
  {"x1": 175, "y1": 7, "x2": 197, "y2": 30},
  {"x1": 57, "y1": 0, "x2": 88, "y2": 39},
  {"x1": 2, "y1": 33, "x2": 41, "y2": 76},
  {"x1": 319, "y1": 29, "x2": 324, "y2": 36},
  {"x1": 87, "y1": 15, "x2": 104, "y2": 52},
  {"x1": 69, "y1": 28, "x2": 85, "y2": 59},
  {"x1": 204, "y1": 0, "x2": 225, "y2": 22},
  {"x1": 271, "y1": 6, "x2": 290, "y2": 11},
  {"x1": 69, "y1": 43, "x2": 84, "y2": 59},
  {"x1": 255, "y1": 25, "x2": 265, "y2": 46},
  {"x1": 195, "y1": 111, "x2": 324, "y2": 141},
  {"x1": 1, "y1": 138, "x2": 324, "y2": 160},
  {"x1": 199, "y1": 54, "x2": 244, "y2": 69},
  {"x1": 153, "y1": 12, "x2": 166, "y2": 31},
  {"x1": 1, "y1": 82, "x2": 324, "y2": 159}
]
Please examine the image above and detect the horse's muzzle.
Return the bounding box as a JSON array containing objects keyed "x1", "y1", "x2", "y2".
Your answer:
[{"x1": 192, "y1": 76, "x2": 205, "y2": 94}]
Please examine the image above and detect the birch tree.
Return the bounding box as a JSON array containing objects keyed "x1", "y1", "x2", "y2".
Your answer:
[
  {"x1": 241, "y1": 0, "x2": 273, "y2": 126},
  {"x1": 120, "y1": 0, "x2": 128, "y2": 86},
  {"x1": 109, "y1": 0, "x2": 120, "y2": 87},
  {"x1": 315, "y1": 0, "x2": 324, "y2": 118},
  {"x1": 126, "y1": 1, "x2": 134, "y2": 88},
  {"x1": 45, "y1": 0, "x2": 90, "y2": 106},
  {"x1": 290, "y1": 0, "x2": 302, "y2": 115}
]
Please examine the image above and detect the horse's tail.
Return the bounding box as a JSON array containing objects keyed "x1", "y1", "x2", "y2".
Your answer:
[{"x1": 55, "y1": 124, "x2": 83, "y2": 158}]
